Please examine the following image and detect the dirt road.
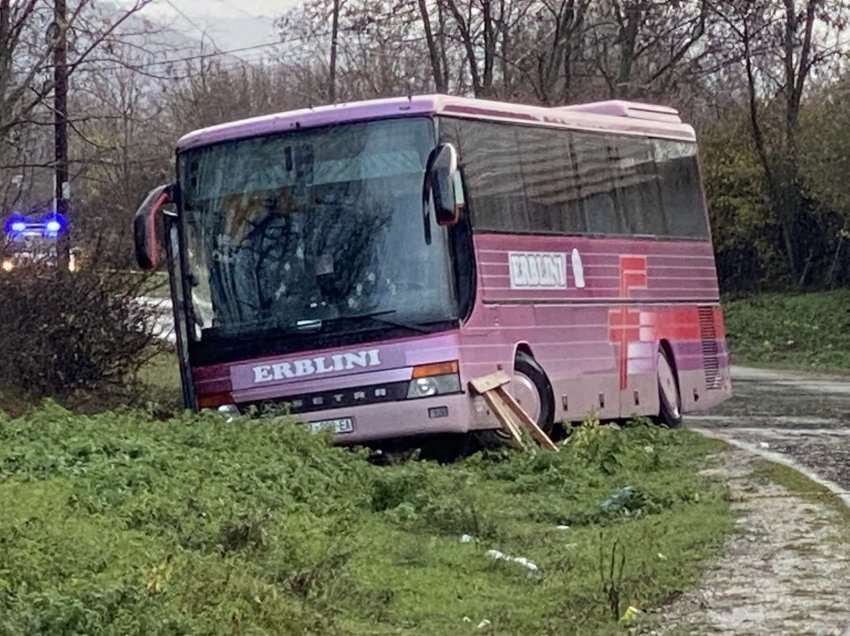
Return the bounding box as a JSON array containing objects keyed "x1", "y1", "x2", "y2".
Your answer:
[
  {"x1": 653, "y1": 365, "x2": 850, "y2": 635},
  {"x1": 688, "y1": 366, "x2": 850, "y2": 489}
]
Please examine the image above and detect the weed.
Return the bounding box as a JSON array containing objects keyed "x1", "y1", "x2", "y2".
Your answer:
[{"x1": 599, "y1": 535, "x2": 627, "y2": 620}]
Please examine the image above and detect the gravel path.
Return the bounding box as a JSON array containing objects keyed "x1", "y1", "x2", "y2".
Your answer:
[
  {"x1": 654, "y1": 365, "x2": 850, "y2": 635},
  {"x1": 651, "y1": 446, "x2": 850, "y2": 635}
]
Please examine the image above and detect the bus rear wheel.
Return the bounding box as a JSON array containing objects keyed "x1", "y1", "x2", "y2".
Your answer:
[
  {"x1": 510, "y1": 351, "x2": 556, "y2": 436},
  {"x1": 656, "y1": 347, "x2": 683, "y2": 428}
]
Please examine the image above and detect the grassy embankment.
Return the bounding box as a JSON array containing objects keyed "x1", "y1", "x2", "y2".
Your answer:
[
  {"x1": 724, "y1": 289, "x2": 850, "y2": 372},
  {"x1": 0, "y1": 406, "x2": 733, "y2": 635}
]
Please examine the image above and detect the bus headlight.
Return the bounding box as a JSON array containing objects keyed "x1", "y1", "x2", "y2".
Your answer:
[
  {"x1": 407, "y1": 361, "x2": 461, "y2": 399},
  {"x1": 1, "y1": 259, "x2": 13, "y2": 272}
]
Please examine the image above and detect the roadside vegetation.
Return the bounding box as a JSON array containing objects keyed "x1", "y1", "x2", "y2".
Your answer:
[
  {"x1": 0, "y1": 409, "x2": 732, "y2": 635},
  {"x1": 724, "y1": 290, "x2": 850, "y2": 372},
  {"x1": 0, "y1": 262, "x2": 167, "y2": 416}
]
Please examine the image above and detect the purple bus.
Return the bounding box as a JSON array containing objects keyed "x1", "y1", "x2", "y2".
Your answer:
[{"x1": 134, "y1": 95, "x2": 731, "y2": 443}]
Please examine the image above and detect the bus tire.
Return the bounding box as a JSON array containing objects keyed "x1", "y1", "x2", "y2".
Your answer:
[
  {"x1": 512, "y1": 351, "x2": 556, "y2": 436},
  {"x1": 656, "y1": 346, "x2": 683, "y2": 428}
]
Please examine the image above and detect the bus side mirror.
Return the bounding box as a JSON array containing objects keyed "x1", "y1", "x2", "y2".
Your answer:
[
  {"x1": 425, "y1": 143, "x2": 464, "y2": 226},
  {"x1": 133, "y1": 184, "x2": 174, "y2": 270}
]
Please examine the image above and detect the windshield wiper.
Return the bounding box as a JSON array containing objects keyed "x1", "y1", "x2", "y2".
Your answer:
[
  {"x1": 204, "y1": 316, "x2": 303, "y2": 340},
  {"x1": 204, "y1": 309, "x2": 442, "y2": 341},
  {"x1": 315, "y1": 310, "x2": 431, "y2": 334}
]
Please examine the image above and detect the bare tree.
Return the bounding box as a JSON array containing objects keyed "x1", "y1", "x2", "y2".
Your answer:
[
  {"x1": 711, "y1": 0, "x2": 850, "y2": 285},
  {"x1": 584, "y1": 0, "x2": 714, "y2": 100},
  {"x1": 0, "y1": 0, "x2": 152, "y2": 146},
  {"x1": 524, "y1": 0, "x2": 592, "y2": 104},
  {"x1": 329, "y1": 0, "x2": 342, "y2": 101},
  {"x1": 418, "y1": 0, "x2": 449, "y2": 92}
]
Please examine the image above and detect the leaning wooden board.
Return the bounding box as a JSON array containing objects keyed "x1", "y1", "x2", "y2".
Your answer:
[{"x1": 469, "y1": 371, "x2": 559, "y2": 452}]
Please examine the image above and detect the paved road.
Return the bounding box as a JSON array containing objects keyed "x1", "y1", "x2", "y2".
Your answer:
[{"x1": 687, "y1": 366, "x2": 850, "y2": 490}]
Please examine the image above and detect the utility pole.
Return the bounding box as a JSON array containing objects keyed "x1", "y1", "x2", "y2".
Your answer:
[{"x1": 54, "y1": 0, "x2": 70, "y2": 270}]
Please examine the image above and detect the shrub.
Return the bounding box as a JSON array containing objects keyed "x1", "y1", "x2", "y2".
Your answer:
[{"x1": 0, "y1": 261, "x2": 165, "y2": 404}]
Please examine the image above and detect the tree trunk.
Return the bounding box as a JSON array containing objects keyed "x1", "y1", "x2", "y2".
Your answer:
[
  {"x1": 328, "y1": 0, "x2": 340, "y2": 103},
  {"x1": 827, "y1": 232, "x2": 844, "y2": 288},
  {"x1": 614, "y1": 2, "x2": 641, "y2": 99},
  {"x1": 418, "y1": 0, "x2": 446, "y2": 92},
  {"x1": 445, "y1": 0, "x2": 482, "y2": 96}
]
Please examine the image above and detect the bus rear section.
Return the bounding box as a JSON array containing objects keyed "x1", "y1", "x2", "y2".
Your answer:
[
  {"x1": 439, "y1": 103, "x2": 731, "y2": 428},
  {"x1": 134, "y1": 95, "x2": 731, "y2": 444}
]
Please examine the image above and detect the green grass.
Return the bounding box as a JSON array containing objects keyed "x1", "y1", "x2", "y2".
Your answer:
[
  {"x1": 724, "y1": 289, "x2": 850, "y2": 371},
  {"x1": 136, "y1": 351, "x2": 183, "y2": 411},
  {"x1": 0, "y1": 352, "x2": 183, "y2": 418},
  {"x1": 0, "y1": 408, "x2": 733, "y2": 635},
  {"x1": 750, "y1": 460, "x2": 850, "y2": 527}
]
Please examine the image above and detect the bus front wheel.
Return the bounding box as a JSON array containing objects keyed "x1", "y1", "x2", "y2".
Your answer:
[
  {"x1": 656, "y1": 347, "x2": 683, "y2": 428},
  {"x1": 510, "y1": 351, "x2": 556, "y2": 436}
]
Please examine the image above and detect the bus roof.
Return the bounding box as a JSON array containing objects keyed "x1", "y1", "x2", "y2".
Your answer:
[{"x1": 176, "y1": 94, "x2": 696, "y2": 152}]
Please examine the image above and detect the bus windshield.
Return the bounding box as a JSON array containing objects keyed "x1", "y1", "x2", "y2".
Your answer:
[{"x1": 178, "y1": 117, "x2": 459, "y2": 341}]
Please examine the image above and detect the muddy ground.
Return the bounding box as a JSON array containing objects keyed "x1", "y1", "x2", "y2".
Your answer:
[
  {"x1": 648, "y1": 446, "x2": 850, "y2": 635},
  {"x1": 690, "y1": 366, "x2": 850, "y2": 494},
  {"x1": 654, "y1": 366, "x2": 850, "y2": 635}
]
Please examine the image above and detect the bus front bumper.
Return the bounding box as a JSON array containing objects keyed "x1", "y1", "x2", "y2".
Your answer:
[{"x1": 293, "y1": 392, "x2": 496, "y2": 445}]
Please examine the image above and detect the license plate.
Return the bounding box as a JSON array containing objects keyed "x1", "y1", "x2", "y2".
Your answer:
[{"x1": 307, "y1": 417, "x2": 354, "y2": 435}]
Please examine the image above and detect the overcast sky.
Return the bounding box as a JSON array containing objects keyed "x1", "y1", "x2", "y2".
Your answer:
[{"x1": 139, "y1": 0, "x2": 303, "y2": 52}]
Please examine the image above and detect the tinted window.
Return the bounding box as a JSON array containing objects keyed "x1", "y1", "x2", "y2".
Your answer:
[
  {"x1": 572, "y1": 131, "x2": 620, "y2": 235},
  {"x1": 614, "y1": 135, "x2": 665, "y2": 236},
  {"x1": 441, "y1": 118, "x2": 527, "y2": 231},
  {"x1": 439, "y1": 117, "x2": 708, "y2": 239},
  {"x1": 654, "y1": 140, "x2": 709, "y2": 238},
  {"x1": 441, "y1": 119, "x2": 586, "y2": 234},
  {"x1": 518, "y1": 126, "x2": 586, "y2": 233}
]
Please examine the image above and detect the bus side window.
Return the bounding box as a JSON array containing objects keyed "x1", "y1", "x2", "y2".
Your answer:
[
  {"x1": 614, "y1": 136, "x2": 664, "y2": 236},
  {"x1": 451, "y1": 120, "x2": 528, "y2": 233},
  {"x1": 572, "y1": 132, "x2": 620, "y2": 236},
  {"x1": 654, "y1": 140, "x2": 709, "y2": 239},
  {"x1": 516, "y1": 126, "x2": 585, "y2": 235}
]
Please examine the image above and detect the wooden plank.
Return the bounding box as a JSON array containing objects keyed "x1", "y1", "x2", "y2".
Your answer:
[
  {"x1": 468, "y1": 371, "x2": 511, "y2": 395},
  {"x1": 469, "y1": 370, "x2": 557, "y2": 452},
  {"x1": 480, "y1": 390, "x2": 525, "y2": 449},
  {"x1": 495, "y1": 386, "x2": 560, "y2": 452}
]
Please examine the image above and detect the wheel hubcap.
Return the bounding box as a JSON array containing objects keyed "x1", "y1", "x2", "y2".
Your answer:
[
  {"x1": 509, "y1": 371, "x2": 542, "y2": 423},
  {"x1": 657, "y1": 352, "x2": 680, "y2": 418}
]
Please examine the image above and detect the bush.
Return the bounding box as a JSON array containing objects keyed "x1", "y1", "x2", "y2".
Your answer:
[{"x1": 0, "y1": 262, "x2": 166, "y2": 404}]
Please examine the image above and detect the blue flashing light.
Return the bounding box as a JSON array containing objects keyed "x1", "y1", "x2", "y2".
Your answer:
[
  {"x1": 4, "y1": 215, "x2": 27, "y2": 236},
  {"x1": 41, "y1": 213, "x2": 67, "y2": 238},
  {"x1": 4, "y1": 212, "x2": 67, "y2": 238}
]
